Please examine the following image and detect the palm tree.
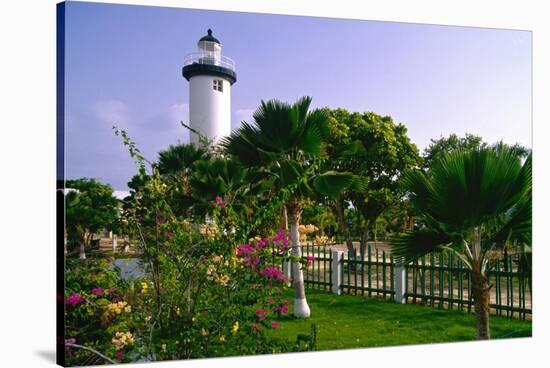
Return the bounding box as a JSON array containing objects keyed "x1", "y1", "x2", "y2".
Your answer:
[
  {"x1": 221, "y1": 96, "x2": 359, "y2": 318},
  {"x1": 390, "y1": 147, "x2": 531, "y2": 339},
  {"x1": 158, "y1": 143, "x2": 210, "y2": 177},
  {"x1": 156, "y1": 143, "x2": 210, "y2": 216},
  {"x1": 187, "y1": 157, "x2": 268, "y2": 219}
]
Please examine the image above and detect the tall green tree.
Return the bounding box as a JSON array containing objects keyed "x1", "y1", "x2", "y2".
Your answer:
[
  {"x1": 390, "y1": 147, "x2": 531, "y2": 339},
  {"x1": 422, "y1": 133, "x2": 486, "y2": 170},
  {"x1": 222, "y1": 97, "x2": 359, "y2": 318},
  {"x1": 423, "y1": 134, "x2": 530, "y2": 170},
  {"x1": 65, "y1": 178, "x2": 119, "y2": 259},
  {"x1": 324, "y1": 109, "x2": 420, "y2": 255}
]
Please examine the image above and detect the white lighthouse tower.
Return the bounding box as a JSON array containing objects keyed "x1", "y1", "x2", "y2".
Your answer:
[{"x1": 182, "y1": 29, "x2": 237, "y2": 144}]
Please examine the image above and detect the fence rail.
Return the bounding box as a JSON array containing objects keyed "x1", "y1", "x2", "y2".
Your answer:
[{"x1": 285, "y1": 243, "x2": 531, "y2": 320}]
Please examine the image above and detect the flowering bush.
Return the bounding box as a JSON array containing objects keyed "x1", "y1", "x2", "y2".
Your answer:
[
  {"x1": 63, "y1": 129, "x2": 318, "y2": 365},
  {"x1": 298, "y1": 224, "x2": 319, "y2": 242},
  {"x1": 63, "y1": 258, "x2": 142, "y2": 365}
]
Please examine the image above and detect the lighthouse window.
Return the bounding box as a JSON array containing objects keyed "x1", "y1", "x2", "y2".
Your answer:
[{"x1": 213, "y1": 79, "x2": 223, "y2": 92}]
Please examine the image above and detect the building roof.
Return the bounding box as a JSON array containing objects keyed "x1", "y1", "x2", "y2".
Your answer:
[{"x1": 198, "y1": 29, "x2": 221, "y2": 45}]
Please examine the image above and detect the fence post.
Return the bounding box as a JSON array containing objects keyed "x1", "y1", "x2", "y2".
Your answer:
[
  {"x1": 283, "y1": 259, "x2": 292, "y2": 280},
  {"x1": 331, "y1": 250, "x2": 344, "y2": 295},
  {"x1": 394, "y1": 265, "x2": 406, "y2": 304},
  {"x1": 112, "y1": 234, "x2": 117, "y2": 252}
]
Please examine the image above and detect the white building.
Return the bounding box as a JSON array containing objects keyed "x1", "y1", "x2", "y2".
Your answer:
[{"x1": 182, "y1": 29, "x2": 237, "y2": 144}]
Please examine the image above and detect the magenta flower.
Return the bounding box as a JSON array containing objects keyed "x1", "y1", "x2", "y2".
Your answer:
[
  {"x1": 211, "y1": 195, "x2": 225, "y2": 208},
  {"x1": 91, "y1": 287, "x2": 104, "y2": 296},
  {"x1": 282, "y1": 237, "x2": 289, "y2": 250},
  {"x1": 271, "y1": 321, "x2": 280, "y2": 329},
  {"x1": 273, "y1": 229, "x2": 286, "y2": 242},
  {"x1": 236, "y1": 243, "x2": 254, "y2": 257},
  {"x1": 261, "y1": 267, "x2": 285, "y2": 283},
  {"x1": 65, "y1": 293, "x2": 85, "y2": 306},
  {"x1": 255, "y1": 308, "x2": 266, "y2": 321},
  {"x1": 279, "y1": 300, "x2": 289, "y2": 315},
  {"x1": 254, "y1": 238, "x2": 268, "y2": 250},
  {"x1": 65, "y1": 338, "x2": 76, "y2": 345},
  {"x1": 243, "y1": 255, "x2": 259, "y2": 268},
  {"x1": 115, "y1": 351, "x2": 124, "y2": 362},
  {"x1": 306, "y1": 255, "x2": 316, "y2": 266}
]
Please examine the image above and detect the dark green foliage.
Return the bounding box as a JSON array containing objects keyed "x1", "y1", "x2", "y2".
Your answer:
[
  {"x1": 65, "y1": 178, "x2": 119, "y2": 250},
  {"x1": 157, "y1": 143, "x2": 210, "y2": 176}
]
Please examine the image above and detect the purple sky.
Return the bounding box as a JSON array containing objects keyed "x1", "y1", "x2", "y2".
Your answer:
[{"x1": 64, "y1": 1, "x2": 532, "y2": 191}]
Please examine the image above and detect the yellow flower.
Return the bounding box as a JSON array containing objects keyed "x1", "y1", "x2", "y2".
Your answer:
[
  {"x1": 216, "y1": 274, "x2": 230, "y2": 286},
  {"x1": 232, "y1": 321, "x2": 239, "y2": 335},
  {"x1": 140, "y1": 282, "x2": 148, "y2": 293},
  {"x1": 112, "y1": 331, "x2": 134, "y2": 350},
  {"x1": 200, "y1": 328, "x2": 208, "y2": 336},
  {"x1": 219, "y1": 335, "x2": 225, "y2": 343}
]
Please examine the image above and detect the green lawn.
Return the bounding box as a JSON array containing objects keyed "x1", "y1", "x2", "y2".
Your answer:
[{"x1": 270, "y1": 289, "x2": 531, "y2": 350}]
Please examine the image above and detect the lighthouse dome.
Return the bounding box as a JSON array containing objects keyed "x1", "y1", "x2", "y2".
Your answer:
[{"x1": 198, "y1": 29, "x2": 221, "y2": 45}]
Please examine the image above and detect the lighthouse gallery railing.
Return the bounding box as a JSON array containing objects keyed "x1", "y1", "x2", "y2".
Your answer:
[{"x1": 183, "y1": 52, "x2": 236, "y2": 71}]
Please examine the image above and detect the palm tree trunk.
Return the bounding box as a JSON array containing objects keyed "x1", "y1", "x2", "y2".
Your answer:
[
  {"x1": 471, "y1": 267, "x2": 491, "y2": 339},
  {"x1": 288, "y1": 199, "x2": 310, "y2": 318},
  {"x1": 78, "y1": 230, "x2": 86, "y2": 260},
  {"x1": 79, "y1": 242, "x2": 86, "y2": 260},
  {"x1": 283, "y1": 205, "x2": 289, "y2": 230},
  {"x1": 335, "y1": 197, "x2": 353, "y2": 255}
]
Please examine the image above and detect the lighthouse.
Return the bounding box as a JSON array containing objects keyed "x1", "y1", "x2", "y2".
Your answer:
[{"x1": 182, "y1": 29, "x2": 237, "y2": 144}]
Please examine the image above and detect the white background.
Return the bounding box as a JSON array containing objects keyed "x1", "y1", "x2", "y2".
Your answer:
[{"x1": 0, "y1": 0, "x2": 548, "y2": 367}]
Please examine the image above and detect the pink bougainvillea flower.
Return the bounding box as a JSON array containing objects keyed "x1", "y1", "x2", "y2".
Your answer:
[
  {"x1": 255, "y1": 308, "x2": 266, "y2": 321},
  {"x1": 260, "y1": 267, "x2": 284, "y2": 283},
  {"x1": 271, "y1": 321, "x2": 280, "y2": 329},
  {"x1": 115, "y1": 351, "x2": 124, "y2": 362},
  {"x1": 305, "y1": 255, "x2": 316, "y2": 266},
  {"x1": 211, "y1": 195, "x2": 225, "y2": 208},
  {"x1": 282, "y1": 237, "x2": 289, "y2": 250},
  {"x1": 254, "y1": 238, "x2": 267, "y2": 250},
  {"x1": 65, "y1": 293, "x2": 85, "y2": 306},
  {"x1": 236, "y1": 243, "x2": 254, "y2": 257},
  {"x1": 279, "y1": 300, "x2": 289, "y2": 315},
  {"x1": 273, "y1": 229, "x2": 286, "y2": 243},
  {"x1": 91, "y1": 287, "x2": 104, "y2": 296}
]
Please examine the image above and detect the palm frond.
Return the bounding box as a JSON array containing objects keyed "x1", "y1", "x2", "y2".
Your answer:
[
  {"x1": 312, "y1": 171, "x2": 360, "y2": 199},
  {"x1": 390, "y1": 229, "x2": 452, "y2": 265}
]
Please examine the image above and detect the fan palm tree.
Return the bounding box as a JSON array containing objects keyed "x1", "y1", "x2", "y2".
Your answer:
[
  {"x1": 187, "y1": 157, "x2": 270, "y2": 219},
  {"x1": 155, "y1": 143, "x2": 210, "y2": 216},
  {"x1": 390, "y1": 147, "x2": 531, "y2": 339},
  {"x1": 221, "y1": 96, "x2": 360, "y2": 318},
  {"x1": 158, "y1": 143, "x2": 210, "y2": 177}
]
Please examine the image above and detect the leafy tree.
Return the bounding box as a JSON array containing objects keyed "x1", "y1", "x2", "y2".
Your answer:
[
  {"x1": 65, "y1": 178, "x2": 119, "y2": 259},
  {"x1": 323, "y1": 109, "x2": 420, "y2": 255},
  {"x1": 423, "y1": 134, "x2": 530, "y2": 170},
  {"x1": 422, "y1": 133, "x2": 487, "y2": 170},
  {"x1": 222, "y1": 97, "x2": 359, "y2": 318},
  {"x1": 390, "y1": 147, "x2": 531, "y2": 339}
]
